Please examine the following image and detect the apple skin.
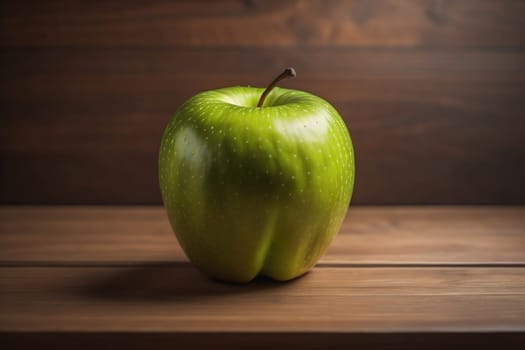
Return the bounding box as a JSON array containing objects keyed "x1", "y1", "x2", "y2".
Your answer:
[{"x1": 159, "y1": 86, "x2": 354, "y2": 283}]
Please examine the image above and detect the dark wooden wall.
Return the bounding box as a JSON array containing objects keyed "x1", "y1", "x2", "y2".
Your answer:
[{"x1": 1, "y1": 0, "x2": 524, "y2": 205}]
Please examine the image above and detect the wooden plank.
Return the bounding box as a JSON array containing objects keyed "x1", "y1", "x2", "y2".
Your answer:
[
  {"x1": 1, "y1": 266, "x2": 524, "y2": 332},
  {"x1": 2, "y1": 49, "x2": 524, "y2": 204},
  {"x1": 3, "y1": 48, "x2": 524, "y2": 85},
  {"x1": 1, "y1": 0, "x2": 524, "y2": 48},
  {"x1": 1, "y1": 206, "x2": 524, "y2": 265}
]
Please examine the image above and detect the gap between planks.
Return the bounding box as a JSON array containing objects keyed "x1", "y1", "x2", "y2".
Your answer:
[{"x1": 2, "y1": 261, "x2": 525, "y2": 268}]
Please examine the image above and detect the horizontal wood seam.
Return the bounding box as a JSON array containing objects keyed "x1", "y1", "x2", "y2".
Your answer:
[
  {"x1": 2, "y1": 261, "x2": 525, "y2": 268},
  {"x1": 2, "y1": 46, "x2": 525, "y2": 52}
]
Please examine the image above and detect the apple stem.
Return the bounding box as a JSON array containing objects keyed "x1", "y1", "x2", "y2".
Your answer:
[{"x1": 257, "y1": 67, "x2": 296, "y2": 108}]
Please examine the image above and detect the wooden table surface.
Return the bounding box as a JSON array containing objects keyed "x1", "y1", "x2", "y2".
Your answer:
[{"x1": 1, "y1": 206, "x2": 524, "y2": 349}]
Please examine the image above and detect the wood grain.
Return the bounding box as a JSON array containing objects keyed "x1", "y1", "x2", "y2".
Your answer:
[
  {"x1": 1, "y1": 206, "x2": 524, "y2": 265},
  {"x1": 2, "y1": 49, "x2": 524, "y2": 204},
  {"x1": 1, "y1": 0, "x2": 524, "y2": 48},
  {"x1": 1, "y1": 1, "x2": 524, "y2": 205},
  {"x1": 2, "y1": 1, "x2": 525, "y2": 343},
  {"x1": 1, "y1": 267, "x2": 524, "y2": 333},
  {"x1": 1, "y1": 205, "x2": 524, "y2": 348}
]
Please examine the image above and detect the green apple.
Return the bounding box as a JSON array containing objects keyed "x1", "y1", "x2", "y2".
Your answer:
[{"x1": 159, "y1": 68, "x2": 354, "y2": 283}]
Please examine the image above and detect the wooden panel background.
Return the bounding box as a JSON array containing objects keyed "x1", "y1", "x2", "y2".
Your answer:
[{"x1": 1, "y1": 0, "x2": 524, "y2": 205}]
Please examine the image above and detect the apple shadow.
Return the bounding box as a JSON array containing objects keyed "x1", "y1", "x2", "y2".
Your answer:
[{"x1": 81, "y1": 261, "x2": 297, "y2": 302}]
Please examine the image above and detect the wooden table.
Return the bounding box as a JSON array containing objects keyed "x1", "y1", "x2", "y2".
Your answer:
[{"x1": 1, "y1": 206, "x2": 524, "y2": 349}]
